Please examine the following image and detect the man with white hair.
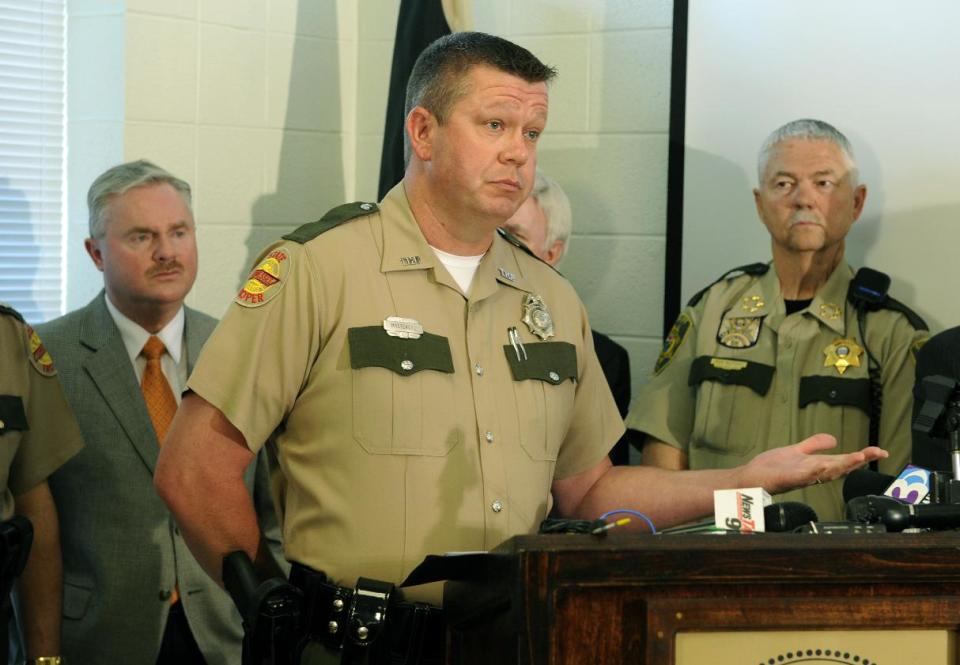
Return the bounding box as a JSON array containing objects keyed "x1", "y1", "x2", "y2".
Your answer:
[
  {"x1": 503, "y1": 171, "x2": 638, "y2": 465},
  {"x1": 630, "y1": 118, "x2": 929, "y2": 521}
]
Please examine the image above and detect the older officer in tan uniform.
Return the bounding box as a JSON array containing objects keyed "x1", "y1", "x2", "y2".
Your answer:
[
  {"x1": 631, "y1": 119, "x2": 927, "y2": 521},
  {"x1": 156, "y1": 37, "x2": 887, "y2": 664},
  {"x1": 0, "y1": 305, "x2": 84, "y2": 665}
]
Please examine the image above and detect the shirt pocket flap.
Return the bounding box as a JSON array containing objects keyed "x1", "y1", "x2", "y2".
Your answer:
[
  {"x1": 688, "y1": 356, "x2": 774, "y2": 396},
  {"x1": 799, "y1": 376, "x2": 871, "y2": 414},
  {"x1": 503, "y1": 341, "x2": 578, "y2": 384},
  {"x1": 348, "y1": 326, "x2": 454, "y2": 375},
  {"x1": 0, "y1": 396, "x2": 28, "y2": 434}
]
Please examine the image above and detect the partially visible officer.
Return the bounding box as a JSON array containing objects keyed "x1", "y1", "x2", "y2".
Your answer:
[
  {"x1": 0, "y1": 304, "x2": 83, "y2": 665},
  {"x1": 36, "y1": 160, "x2": 283, "y2": 665},
  {"x1": 912, "y1": 326, "x2": 960, "y2": 470},
  {"x1": 503, "y1": 170, "x2": 640, "y2": 465},
  {"x1": 630, "y1": 119, "x2": 928, "y2": 521},
  {"x1": 156, "y1": 37, "x2": 884, "y2": 665}
]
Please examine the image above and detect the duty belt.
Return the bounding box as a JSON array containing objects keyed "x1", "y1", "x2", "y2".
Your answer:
[{"x1": 289, "y1": 562, "x2": 445, "y2": 665}]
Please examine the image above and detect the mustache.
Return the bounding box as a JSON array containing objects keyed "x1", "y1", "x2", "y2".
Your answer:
[
  {"x1": 147, "y1": 261, "x2": 183, "y2": 277},
  {"x1": 790, "y1": 213, "x2": 822, "y2": 225}
]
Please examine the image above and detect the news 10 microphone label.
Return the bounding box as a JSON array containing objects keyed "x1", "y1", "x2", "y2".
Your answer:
[{"x1": 714, "y1": 488, "x2": 771, "y2": 533}]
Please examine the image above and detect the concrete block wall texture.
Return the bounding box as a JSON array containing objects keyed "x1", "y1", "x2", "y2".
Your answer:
[{"x1": 65, "y1": 0, "x2": 673, "y2": 414}]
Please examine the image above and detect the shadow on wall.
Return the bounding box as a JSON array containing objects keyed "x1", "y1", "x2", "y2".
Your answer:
[
  {"x1": 0, "y1": 177, "x2": 42, "y2": 321},
  {"x1": 241, "y1": 1, "x2": 346, "y2": 287},
  {"x1": 851, "y1": 202, "x2": 960, "y2": 333}
]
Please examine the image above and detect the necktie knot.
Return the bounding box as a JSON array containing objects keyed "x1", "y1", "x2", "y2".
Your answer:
[{"x1": 142, "y1": 335, "x2": 166, "y2": 361}]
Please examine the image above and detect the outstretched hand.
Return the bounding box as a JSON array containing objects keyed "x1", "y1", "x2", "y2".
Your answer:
[{"x1": 738, "y1": 433, "x2": 888, "y2": 494}]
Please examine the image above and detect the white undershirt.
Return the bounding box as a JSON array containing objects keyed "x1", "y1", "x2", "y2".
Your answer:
[
  {"x1": 430, "y1": 246, "x2": 486, "y2": 296},
  {"x1": 103, "y1": 296, "x2": 187, "y2": 402}
]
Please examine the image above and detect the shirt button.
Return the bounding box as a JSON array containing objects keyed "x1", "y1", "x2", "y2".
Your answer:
[
  {"x1": 491, "y1": 500, "x2": 503, "y2": 513},
  {"x1": 159, "y1": 589, "x2": 172, "y2": 601},
  {"x1": 783, "y1": 339, "x2": 793, "y2": 349},
  {"x1": 475, "y1": 363, "x2": 484, "y2": 376},
  {"x1": 485, "y1": 431, "x2": 494, "y2": 443},
  {"x1": 779, "y1": 394, "x2": 788, "y2": 404}
]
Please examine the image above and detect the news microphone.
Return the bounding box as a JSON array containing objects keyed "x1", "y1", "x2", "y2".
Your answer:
[
  {"x1": 842, "y1": 469, "x2": 895, "y2": 504},
  {"x1": 846, "y1": 495, "x2": 960, "y2": 532},
  {"x1": 764, "y1": 502, "x2": 818, "y2": 532}
]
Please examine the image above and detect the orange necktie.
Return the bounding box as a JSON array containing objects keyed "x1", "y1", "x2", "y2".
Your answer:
[
  {"x1": 140, "y1": 335, "x2": 180, "y2": 605},
  {"x1": 141, "y1": 335, "x2": 177, "y2": 443}
]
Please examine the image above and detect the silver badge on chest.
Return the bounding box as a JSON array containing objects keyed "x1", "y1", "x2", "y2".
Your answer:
[{"x1": 521, "y1": 294, "x2": 554, "y2": 340}]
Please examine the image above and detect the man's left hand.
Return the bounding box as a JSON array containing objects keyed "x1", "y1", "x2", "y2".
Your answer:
[{"x1": 737, "y1": 433, "x2": 888, "y2": 494}]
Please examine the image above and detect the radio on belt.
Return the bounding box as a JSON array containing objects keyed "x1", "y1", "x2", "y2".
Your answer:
[{"x1": 714, "y1": 488, "x2": 772, "y2": 533}]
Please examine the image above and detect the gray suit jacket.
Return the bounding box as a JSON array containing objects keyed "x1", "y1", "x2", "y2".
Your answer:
[{"x1": 37, "y1": 292, "x2": 283, "y2": 665}]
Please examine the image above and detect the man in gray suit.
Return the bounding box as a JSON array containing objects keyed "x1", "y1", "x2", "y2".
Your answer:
[{"x1": 37, "y1": 160, "x2": 282, "y2": 665}]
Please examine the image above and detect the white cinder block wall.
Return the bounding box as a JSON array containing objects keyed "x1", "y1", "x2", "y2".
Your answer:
[{"x1": 66, "y1": 0, "x2": 672, "y2": 422}]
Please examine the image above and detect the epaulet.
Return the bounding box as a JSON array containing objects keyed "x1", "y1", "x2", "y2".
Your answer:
[
  {"x1": 686, "y1": 262, "x2": 770, "y2": 308},
  {"x1": 496, "y1": 228, "x2": 560, "y2": 274},
  {"x1": 0, "y1": 303, "x2": 24, "y2": 323},
  {"x1": 877, "y1": 296, "x2": 929, "y2": 331},
  {"x1": 282, "y1": 201, "x2": 379, "y2": 244}
]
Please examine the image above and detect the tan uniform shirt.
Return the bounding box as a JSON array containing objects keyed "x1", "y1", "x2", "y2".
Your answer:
[
  {"x1": 0, "y1": 307, "x2": 84, "y2": 519},
  {"x1": 188, "y1": 185, "x2": 622, "y2": 601},
  {"x1": 627, "y1": 263, "x2": 926, "y2": 521}
]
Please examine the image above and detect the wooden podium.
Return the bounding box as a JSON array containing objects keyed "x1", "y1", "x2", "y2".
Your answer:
[{"x1": 441, "y1": 532, "x2": 960, "y2": 664}]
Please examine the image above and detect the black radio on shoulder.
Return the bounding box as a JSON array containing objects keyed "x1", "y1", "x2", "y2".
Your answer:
[{"x1": 847, "y1": 267, "x2": 890, "y2": 309}]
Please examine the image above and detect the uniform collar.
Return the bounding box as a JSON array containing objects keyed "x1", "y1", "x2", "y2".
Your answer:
[
  {"x1": 377, "y1": 183, "x2": 533, "y2": 299},
  {"x1": 722, "y1": 260, "x2": 853, "y2": 335},
  {"x1": 807, "y1": 260, "x2": 852, "y2": 335}
]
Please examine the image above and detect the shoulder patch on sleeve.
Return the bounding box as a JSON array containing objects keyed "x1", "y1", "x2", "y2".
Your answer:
[
  {"x1": 236, "y1": 247, "x2": 293, "y2": 308},
  {"x1": 24, "y1": 324, "x2": 56, "y2": 376},
  {"x1": 654, "y1": 313, "x2": 692, "y2": 374},
  {"x1": 283, "y1": 202, "x2": 379, "y2": 244}
]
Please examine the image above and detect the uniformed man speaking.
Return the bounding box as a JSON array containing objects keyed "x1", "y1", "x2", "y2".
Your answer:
[
  {"x1": 156, "y1": 38, "x2": 886, "y2": 663},
  {"x1": 631, "y1": 119, "x2": 927, "y2": 521}
]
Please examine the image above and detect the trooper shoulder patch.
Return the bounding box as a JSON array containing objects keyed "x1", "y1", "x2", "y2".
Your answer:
[
  {"x1": 283, "y1": 202, "x2": 379, "y2": 244},
  {"x1": 25, "y1": 324, "x2": 56, "y2": 376},
  {"x1": 236, "y1": 248, "x2": 292, "y2": 308},
  {"x1": 654, "y1": 313, "x2": 692, "y2": 374}
]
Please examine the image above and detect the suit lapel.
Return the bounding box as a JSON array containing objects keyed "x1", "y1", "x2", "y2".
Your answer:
[
  {"x1": 79, "y1": 295, "x2": 160, "y2": 473},
  {"x1": 183, "y1": 307, "x2": 208, "y2": 374}
]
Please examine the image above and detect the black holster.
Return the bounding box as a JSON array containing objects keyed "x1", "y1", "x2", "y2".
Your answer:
[
  {"x1": 0, "y1": 516, "x2": 33, "y2": 665},
  {"x1": 223, "y1": 551, "x2": 304, "y2": 665}
]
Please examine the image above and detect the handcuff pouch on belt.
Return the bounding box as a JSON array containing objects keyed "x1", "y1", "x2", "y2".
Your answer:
[{"x1": 309, "y1": 574, "x2": 394, "y2": 653}]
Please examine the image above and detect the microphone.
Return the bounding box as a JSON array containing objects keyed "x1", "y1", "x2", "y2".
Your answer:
[
  {"x1": 842, "y1": 469, "x2": 895, "y2": 504},
  {"x1": 846, "y1": 495, "x2": 960, "y2": 532},
  {"x1": 763, "y1": 502, "x2": 818, "y2": 532}
]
